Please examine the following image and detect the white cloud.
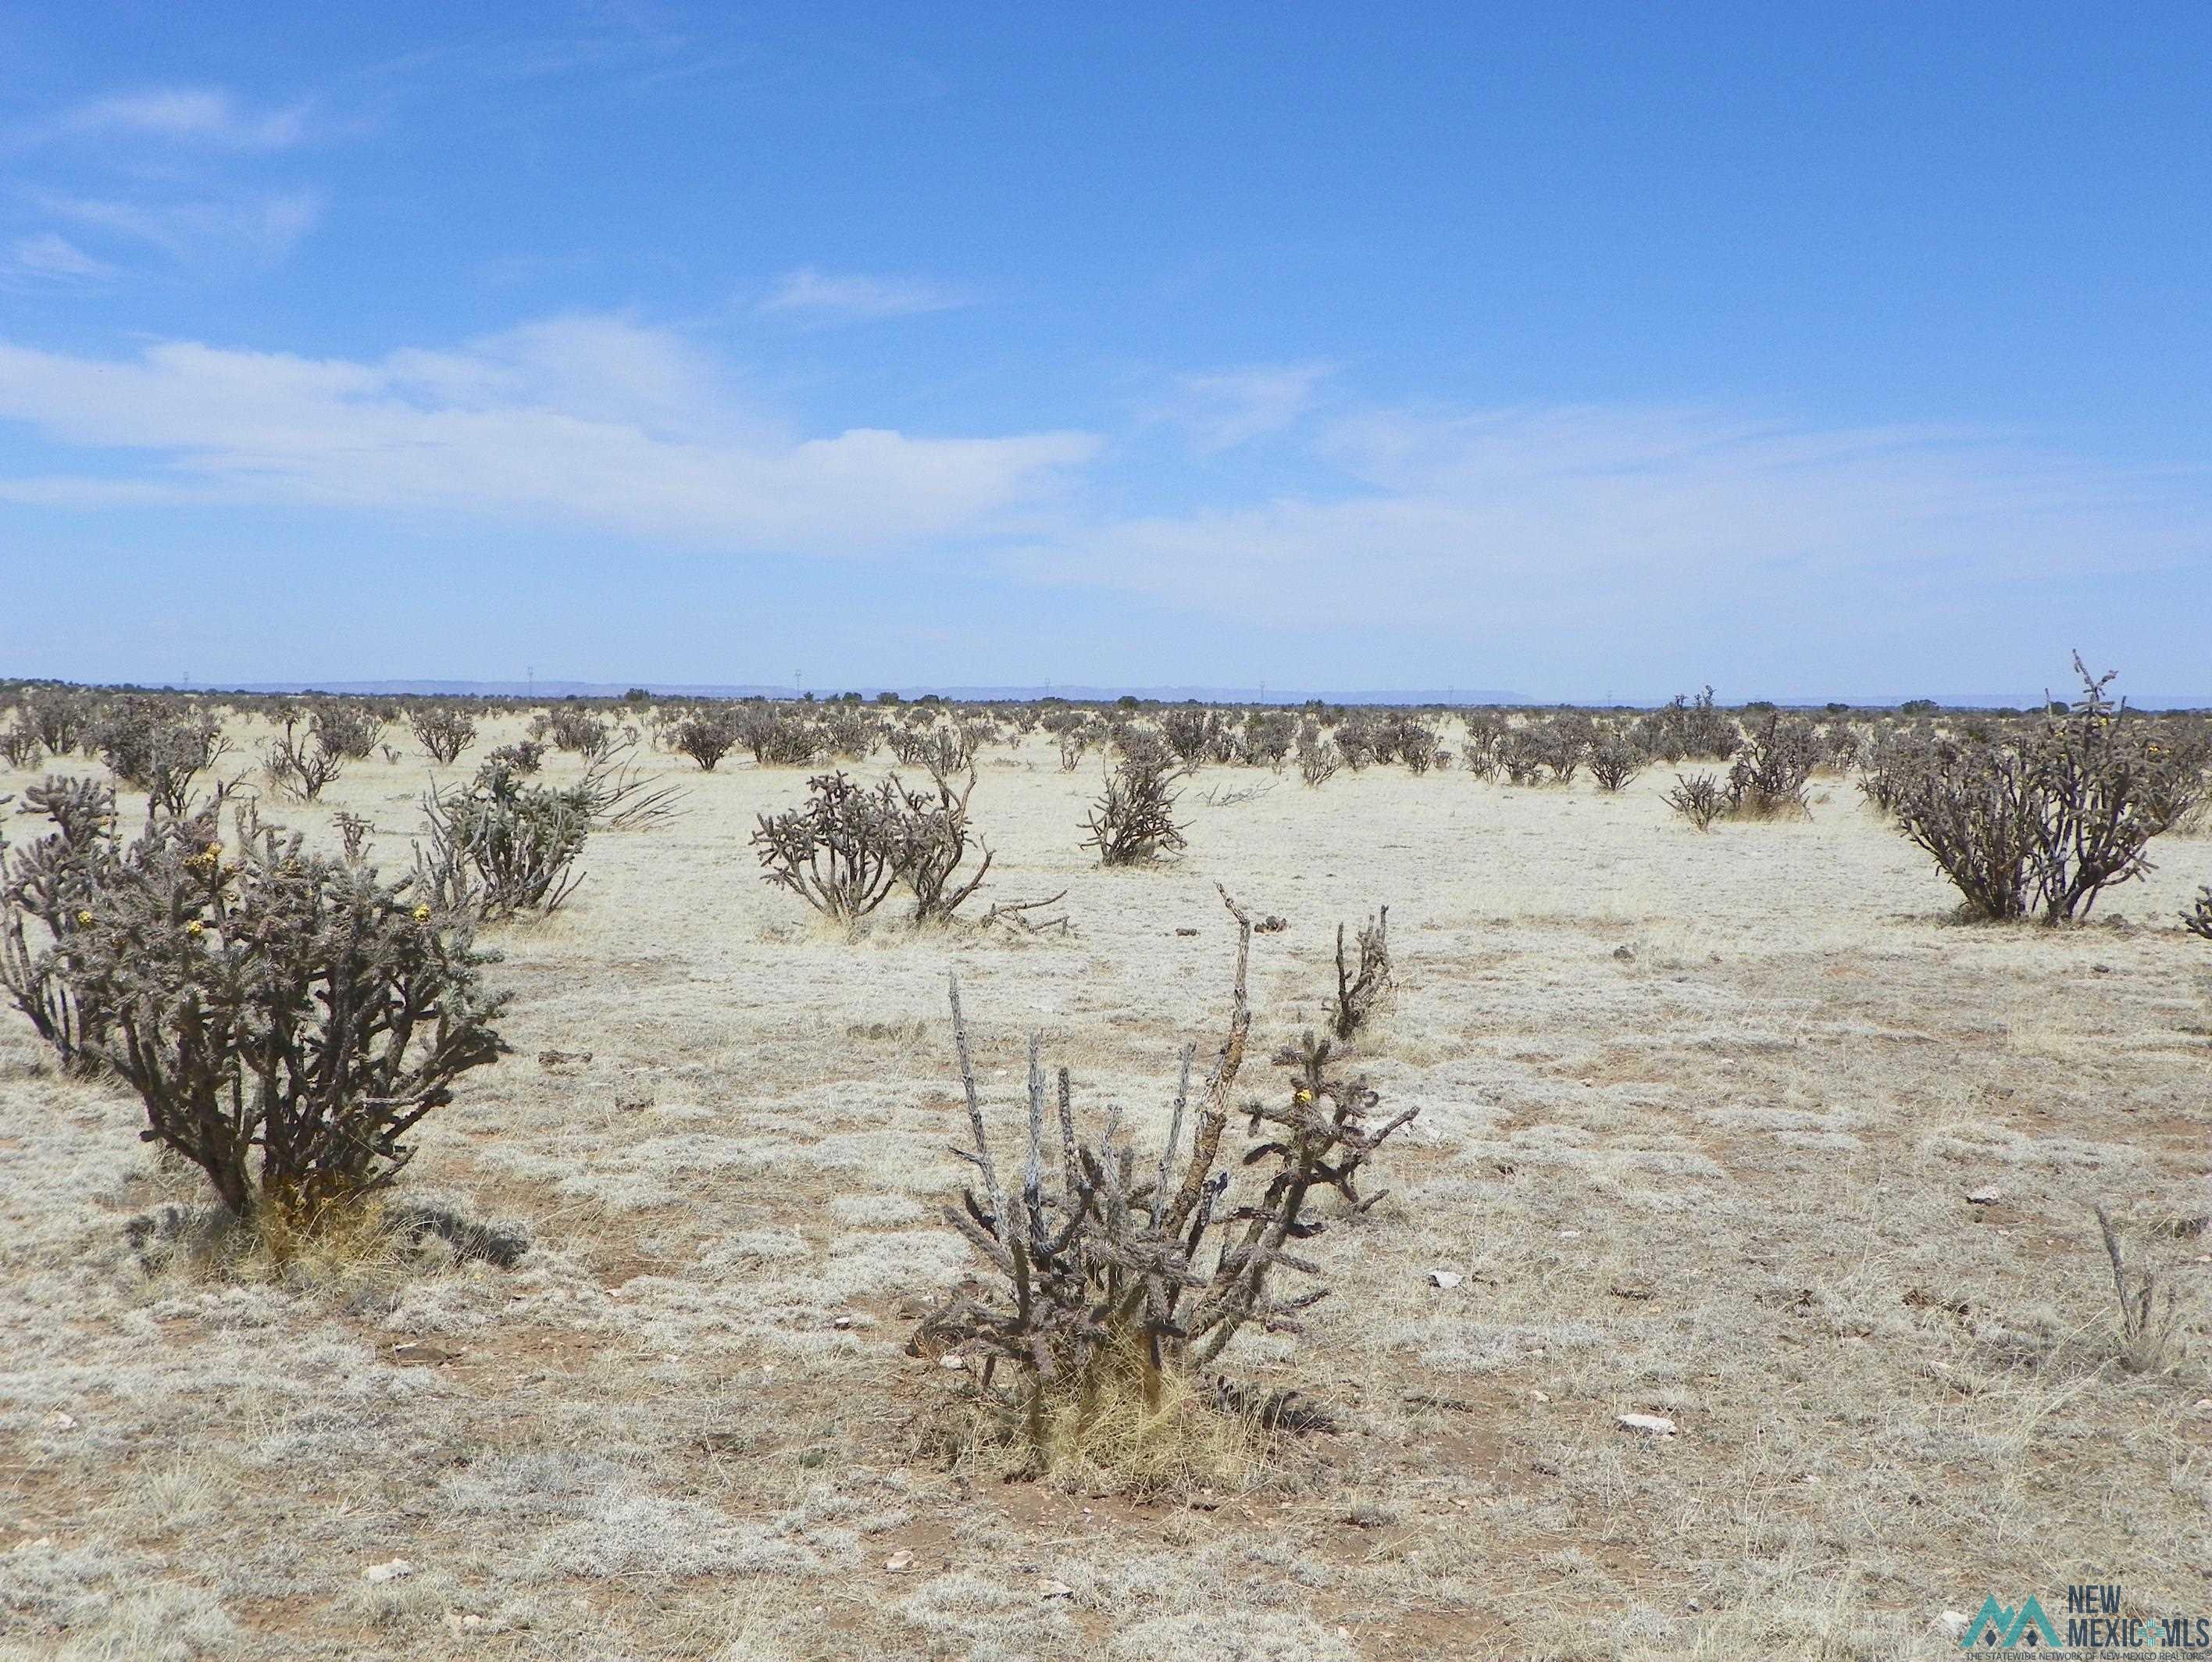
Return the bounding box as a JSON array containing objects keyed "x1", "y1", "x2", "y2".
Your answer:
[
  {"x1": 4, "y1": 231, "x2": 114, "y2": 283},
  {"x1": 758, "y1": 268, "x2": 972, "y2": 319},
  {"x1": 1012, "y1": 403, "x2": 2207, "y2": 636},
  {"x1": 0, "y1": 316, "x2": 1096, "y2": 550},
  {"x1": 30, "y1": 189, "x2": 323, "y2": 263},
  {"x1": 53, "y1": 87, "x2": 309, "y2": 152},
  {"x1": 1155, "y1": 362, "x2": 1332, "y2": 453}
]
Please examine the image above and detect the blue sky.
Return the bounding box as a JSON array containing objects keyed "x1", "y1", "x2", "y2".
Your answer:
[{"x1": 1, "y1": 2, "x2": 2207, "y2": 700}]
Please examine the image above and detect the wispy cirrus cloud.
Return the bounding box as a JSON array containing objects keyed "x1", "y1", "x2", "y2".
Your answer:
[
  {"x1": 0, "y1": 315, "x2": 1095, "y2": 549},
  {"x1": 1010, "y1": 403, "x2": 2209, "y2": 651},
  {"x1": 30, "y1": 188, "x2": 323, "y2": 263},
  {"x1": 758, "y1": 267, "x2": 974, "y2": 320},
  {"x1": 49, "y1": 87, "x2": 310, "y2": 152},
  {"x1": 1152, "y1": 362, "x2": 1333, "y2": 453},
  {"x1": 2, "y1": 230, "x2": 114, "y2": 284}
]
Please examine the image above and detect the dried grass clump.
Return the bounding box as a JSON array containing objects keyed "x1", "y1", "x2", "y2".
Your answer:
[
  {"x1": 916, "y1": 893, "x2": 1415, "y2": 1489},
  {"x1": 17, "y1": 797, "x2": 508, "y2": 1232},
  {"x1": 2095, "y1": 1205, "x2": 2183, "y2": 1374},
  {"x1": 1327, "y1": 907, "x2": 1391, "y2": 1040},
  {"x1": 1083, "y1": 733, "x2": 1189, "y2": 865}
]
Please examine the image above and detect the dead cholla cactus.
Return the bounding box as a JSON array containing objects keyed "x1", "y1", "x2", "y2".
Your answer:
[
  {"x1": 2185, "y1": 886, "x2": 2212, "y2": 941},
  {"x1": 1328, "y1": 907, "x2": 1392, "y2": 1040},
  {"x1": 919, "y1": 892, "x2": 1417, "y2": 1474}
]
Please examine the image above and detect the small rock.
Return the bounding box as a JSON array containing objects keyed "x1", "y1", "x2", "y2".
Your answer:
[
  {"x1": 1613, "y1": 944, "x2": 1635, "y2": 961},
  {"x1": 362, "y1": 1559, "x2": 414, "y2": 1585},
  {"x1": 1428, "y1": 1270, "x2": 1462, "y2": 1289},
  {"x1": 940, "y1": 1353, "x2": 966, "y2": 1371},
  {"x1": 833, "y1": 1315, "x2": 853, "y2": 1329},
  {"x1": 1039, "y1": 1578, "x2": 1073, "y2": 1599},
  {"x1": 1531, "y1": 1389, "x2": 1550, "y2": 1403},
  {"x1": 1174, "y1": 927, "x2": 1199, "y2": 937},
  {"x1": 615, "y1": 1095, "x2": 652, "y2": 1112},
  {"x1": 1935, "y1": 1610, "x2": 1971, "y2": 1639},
  {"x1": 1557, "y1": 1229, "x2": 1582, "y2": 1239},
  {"x1": 1686, "y1": 1599, "x2": 1702, "y2": 1612},
  {"x1": 2092, "y1": 963, "x2": 2113, "y2": 975},
  {"x1": 537, "y1": 1048, "x2": 593, "y2": 1069},
  {"x1": 1965, "y1": 1189, "x2": 2000, "y2": 1206},
  {"x1": 391, "y1": 1342, "x2": 462, "y2": 1366},
  {"x1": 40, "y1": 1412, "x2": 74, "y2": 1432},
  {"x1": 885, "y1": 1550, "x2": 915, "y2": 1573},
  {"x1": 1617, "y1": 1412, "x2": 1677, "y2": 1437}
]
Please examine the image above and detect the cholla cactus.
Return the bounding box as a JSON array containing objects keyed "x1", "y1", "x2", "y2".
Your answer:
[
  {"x1": 14, "y1": 798, "x2": 508, "y2": 1226},
  {"x1": 920, "y1": 890, "x2": 1417, "y2": 1463},
  {"x1": 0, "y1": 777, "x2": 120, "y2": 1070}
]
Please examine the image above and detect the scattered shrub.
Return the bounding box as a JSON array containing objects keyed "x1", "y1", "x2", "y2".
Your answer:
[
  {"x1": 485, "y1": 739, "x2": 544, "y2": 776},
  {"x1": 1886, "y1": 658, "x2": 2201, "y2": 922},
  {"x1": 669, "y1": 709, "x2": 740, "y2": 772},
  {"x1": 1665, "y1": 772, "x2": 1725, "y2": 832},
  {"x1": 751, "y1": 772, "x2": 904, "y2": 922},
  {"x1": 266, "y1": 715, "x2": 345, "y2": 803},
  {"x1": 91, "y1": 697, "x2": 232, "y2": 815},
  {"x1": 536, "y1": 706, "x2": 613, "y2": 758},
  {"x1": 918, "y1": 895, "x2": 1416, "y2": 1482},
  {"x1": 1, "y1": 723, "x2": 41, "y2": 770},
  {"x1": 21, "y1": 684, "x2": 93, "y2": 756},
  {"x1": 1633, "y1": 686, "x2": 1739, "y2": 762},
  {"x1": 2185, "y1": 887, "x2": 2212, "y2": 941},
  {"x1": 1083, "y1": 735, "x2": 1188, "y2": 865},
  {"x1": 1328, "y1": 908, "x2": 1392, "y2": 1040},
  {"x1": 1295, "y1": 726, "x2": 1341, "y2": 788},
  {"x1": 312, "y1": 702, "x2": 387, "y2": 761},
  {"x1": 1588, "y1": 733, "x2": 1645, "y2": 792},
  {"x1": 408, "y1": 704, "x2": 477, "y2": 765},
  {"x1": 736, "y1": 705, "x2": 820, "y2": 767},
  {"x1": 25, "y1": 799, "x2": 507, "y2": 1229},
  {"x1": 0, "y1": 776, "x2": 118, "y2": 1071},
  {"x1": 1724, "y1": 712, "x2": 1820, "y2": 819},
  {"x1": 416, "y1": 761, "x2": 589, "y2": 920}
]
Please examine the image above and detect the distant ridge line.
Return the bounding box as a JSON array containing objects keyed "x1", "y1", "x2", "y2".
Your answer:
[{"x1": 11, "y1": 676, "x2": 2209, "y2": 711}]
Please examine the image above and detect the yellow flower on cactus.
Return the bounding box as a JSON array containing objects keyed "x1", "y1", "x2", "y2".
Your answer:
[
  {"x1": 412, "y1": 904, "x2": 433, "y2": 923},
  {"x1": 187, "y1": 919, "x2": 205, "y2": 937},
  {"x1": 75, "y1": 909, "x2": 94, "y2": 927},
  {"x1": 1292, "y1": 1086, "x2": 1315, "y2": 1106}
]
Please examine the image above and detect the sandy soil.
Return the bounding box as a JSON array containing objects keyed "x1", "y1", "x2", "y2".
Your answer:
[{"x1": 3, "y1": 714, "x2": 2208, "y2": 1660}]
